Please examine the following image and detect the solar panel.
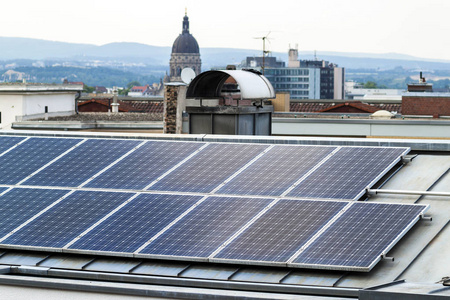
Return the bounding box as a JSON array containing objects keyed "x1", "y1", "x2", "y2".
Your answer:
[
  {"x1": 0, "y1": 135, "x2": 420, "y2": 272},
  {"x1": 290, "y1": 202, "x2": 428, "y2": 271},
  {"x1": 150, "y1": 143, "x2": 270, "y2": 193},
  {"x1": 139, "y1": 196, "x2": 271, "y2": 258},
  {"x1": 212, "y1": 200, "x2": 348, "y2": 262},
  {"x1": 22, "y1": 139, "x2": 142, "y2": 187},
  {"x1": 69, "y1": 193, "x2": 202, "y2": 253},
  {"x1": 0, "y1": 136, "x2": 27, "y2": 154},
  {"x1": 85, "y1": 141, "x2": 206, "y2": 190},
  {"x1": 286, "y1": 147, "x2": 408, "y2": 200},
  {"x1": 217, "y1": 145, "x2": 337, "y2": 196},
  {"x1": 2, "y1": 191, "x2": 133, "y2": 248},
  {"x1": 0, "y1": 188, "x2": 70, "y2": 238},
  {"x1": 0, "y1": 137, "x2": 82, "y2": 185}
]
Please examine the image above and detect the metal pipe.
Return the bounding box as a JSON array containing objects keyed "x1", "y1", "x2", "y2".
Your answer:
[
  {"x1": 381, "y1": 254, "x2": 394, "y2": 262},
  {"x1": 367, "y1": 189, "x2": 450, "y2": 197},
  {"x1": 75, "y1": 91, "x2": 81, "y2": 114}
]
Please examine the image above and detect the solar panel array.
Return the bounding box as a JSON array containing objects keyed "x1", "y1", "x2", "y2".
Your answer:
[{"x1": 0, "y1": 135, "x2": 427, "y2": 272}]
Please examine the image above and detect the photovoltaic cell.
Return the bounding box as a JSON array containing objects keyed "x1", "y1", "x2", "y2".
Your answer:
[
  {"x1": 287, "y1": 147, "x2": 408, "y2": 200},
  {"x1": 0, "y1": 136, "x2": 26, "y2": 154},
  {"x1": 150, "y1": 143, "x2": 269, "y2": 193},
  {"x1": 86, "y1": 141, "x2": 205, "y2": 190},
  {"x1": 292, "y1": 202, "x2": 427, "y2": 270},
  {"x1": 0, "y1": 137, "x2": 82, "y2": 185},
  {"x1": 0, "y1": 188, "x2": 70, "y2": 238},
  {"x1": 217, "y1": 145, "x2": 337, "y2": 196},
  {"x1": 2, "y1": 191, "x2": 133, "y2": 248},
  {"x1": 214, "y1": 200, "x2": 347, "y2": 262},
  {"x1": 140, "y1": 197, "x2": 271, "y2": 257},
  {"x1": 0, "y1": 136, "x2": 421, "y2": 272},
  {"x1": 22, "y1": 139, "x2": 141, "y2": 187},
  {"x1": 69, "y1": 193, "x2": 202, "y2": 253}
]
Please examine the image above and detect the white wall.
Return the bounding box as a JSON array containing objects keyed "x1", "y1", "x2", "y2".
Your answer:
[
  {"x1": 128, "y1": 92, "x2": 144, "y2": 97},
  {"x1": 333, "y1": 67, "x2": 344, "y2": 100},
  {"x1": 0, "y1": 93, "x2": 76, "y2": 129},
  {"x1": 23, "y1": 94, "x2": 75, "y2": 117},
  {"x1": 272, "y1": 119, "x2": 450, "y2": 138},
  {"x1": 0, "y1": 95, "x2": 24, "y2": 129}
]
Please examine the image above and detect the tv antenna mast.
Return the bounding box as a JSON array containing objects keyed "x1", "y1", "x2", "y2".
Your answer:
[{"x1": 254, "y1": 31, "x2": 272, "y2": 75}]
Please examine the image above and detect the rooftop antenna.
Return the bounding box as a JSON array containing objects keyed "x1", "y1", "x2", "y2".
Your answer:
[
  {"x1": 253, "y1": 31, "x2": 271, "y2": 75},
  {"x1": 314, "y1": 50, "x2": 318, "y2": 61}
]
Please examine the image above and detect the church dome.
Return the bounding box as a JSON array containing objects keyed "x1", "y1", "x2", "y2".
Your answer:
[{"x1": 171, "y1": 14, "x2": 199, "y2": 54}]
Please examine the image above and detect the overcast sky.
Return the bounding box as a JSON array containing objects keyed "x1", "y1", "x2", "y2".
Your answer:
[{"x1": 2, "y1": 0, "x2": 449, "y2": 60}]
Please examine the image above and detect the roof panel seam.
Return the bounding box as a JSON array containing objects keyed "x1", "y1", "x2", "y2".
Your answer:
[
  {"x1": 281, "y1": 146, "x2": 341, "y2": 197},
  {"x1": 208, "y1": 198, "x2": 280, "y2": 258},
  {"x1": 17, "y1": 139, "x2": 88, "y2": 186},
  {"x1": 78, "y1": 140, "x2": 148, "y2": 188},
  {"x1": 63, "y1": 193, "x2": 142, "y2": 249},
  {"x1": 134, "y1": 195, "x2": 210, "y2": 253},
  {"x1": 143, "y1": 143, "x2": 210, "y2": 191},
  {"x1": 211, "y1": 145, "x2": 275, "y2": 194},
  {"x1": 0, "y1": 190, "x2": 76, "y2": 243},
  {"x1": 287, "y1": 201, "x2": 354, "y2": 264}
]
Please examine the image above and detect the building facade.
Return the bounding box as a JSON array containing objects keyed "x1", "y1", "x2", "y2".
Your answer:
[
  {"x1": 262, "y1": 48, "x2": 345, "y2": 100},
  {"x1": 0, "y1": 83, "x2": 83, "y2": 129},
  {"x1": 169, "y1": 12, "x2": 201, "y2": 82}
]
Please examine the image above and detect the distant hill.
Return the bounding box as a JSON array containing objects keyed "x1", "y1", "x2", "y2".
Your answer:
[{"x1": 2, "y1": 37, "x2": 450, "y2": 71}]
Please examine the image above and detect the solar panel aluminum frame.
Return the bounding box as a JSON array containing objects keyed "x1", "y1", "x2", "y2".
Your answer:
[
  {"x1": 208, "y1": 257, "x2": 288, "y2": 268},
  {"x1": 0, "y1": 243, "x2": 64, "y2": 254},
  {"x1": 133, "y1": 253, "x2": 209, "y2": 263},
  {"x1": 62, "y1": 248, "x2": 135, "y2": 259},
  {"x1": 286, "y1": 203, "x2": 429, "y2": 272}
]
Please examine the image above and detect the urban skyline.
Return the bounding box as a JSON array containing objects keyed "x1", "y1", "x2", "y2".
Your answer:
[{"x1": 1, "y1": 0, "x2": 449, "y2": 61}]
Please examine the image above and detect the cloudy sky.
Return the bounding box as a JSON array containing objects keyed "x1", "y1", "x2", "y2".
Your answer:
[{"x1": 2, "y1": 0, "x2": 449, "y2": 60}]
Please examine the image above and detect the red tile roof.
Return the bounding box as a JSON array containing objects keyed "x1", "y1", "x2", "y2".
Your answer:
[
  {"x1": 129, "y1": 102, "x2": 164, "y2": 113},
  {"x1": 290, "y1": 103, "x2": 334, "y2": 112},
  {"x1": 130, "y1": 85, "x2": 150, "y2": 92},
  {"x1": 290, "y1": 102, "x2": 402, "y2": 114},
  {"x1": 78, "y1": 99, "x2": 138, "y2": 112},
  {"x1": 317, "y1": 102, "x2": 379, "y2": 113}
]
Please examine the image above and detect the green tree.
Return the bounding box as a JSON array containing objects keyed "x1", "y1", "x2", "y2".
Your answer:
[
  {"x1": 118, "y1": 88, "x2": 128, "y2": 95},
  {"x1": 83, "y1": 85, "x2": 95, "y2": 93},
  {"x1": 363, "y1": 81, "x2": 378, "y2": 88},
  {"x1": 127, "y1": 81, "x2": 141, "y2": 89}
]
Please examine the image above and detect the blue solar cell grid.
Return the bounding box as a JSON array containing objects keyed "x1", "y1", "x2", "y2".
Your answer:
[
  {"x1": 23, "y1": 139, "x2": 141, "y2": 187},
  {"x1": 0, "y1": 137, "x2": 82, "y2": 185},
  {"x1": 0, "y1": 188, "x2": 70, "y2": 238},
  {"x1": 218, "y1": 145, "x2": 337, "y2": 196},
  {"x1": 287, "y1": 147, "x2": 407, "y2": 200},
  {"x1": 214, "y1": 199, "x2": 347, "y2": 262},
  {"x1": 150, "y1": 143, "x2": 269, "y2": 193},
  {"x1": 2, "y1": 191, "x2": 133, "y2": 248},
  {"x1": 140, "y1": 197, "x2": 271, "y2": 257},
  {"x1": 86, "y1": 141, "x2": 205, "y2": 190},
  {"x1": 0, "y1": 136, "x2": 26, "y2": 154},
  {"x1": 70, "y1": 193, "x2": 202, "y2": 253},
  {"x1": 292, "y1": 202, "x2": 427, "y2": 270},
  {"x1": 0, "y1": 136, "x2": 420, "y2": 272}
]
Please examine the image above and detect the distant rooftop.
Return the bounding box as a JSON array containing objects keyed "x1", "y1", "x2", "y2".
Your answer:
[{"x1": 0, "y1": 82, "x2": 83, "y2": 92}]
